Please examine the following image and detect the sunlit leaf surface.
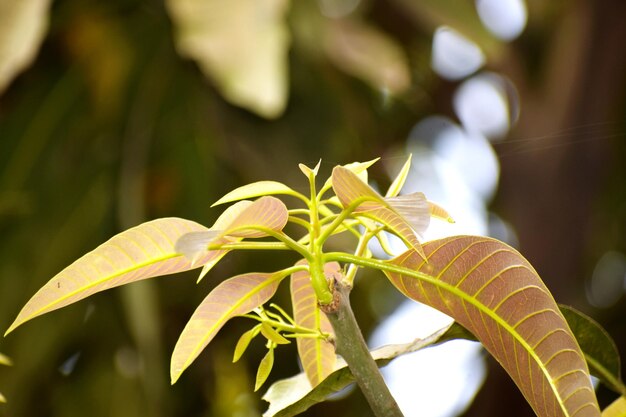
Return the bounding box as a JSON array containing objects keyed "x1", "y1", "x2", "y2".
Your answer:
[
  {"x1": 0, "y1": 0, "x2": 51, "y2": 94},
  {"x1": 165, "y1": 0, "x2": 290, "y2": 118},
  {"x1": 171, "y1": 272, "x2": 283, "y2": 383},
  {"x1": 212, "y1": 181, "x2": 296, "y2": 207},
  {"x1": 233, "y1": 325, "x2": 261, "y2": 363},
  {"x1": 331, "y1": 165, "x2": 427, "y2": 258},
  {"x1": 255, "y1": 348, "x2": 275, "y2": 391},
  {"x1": 384, "y1": 236, "x2": 600, "y2": 417},
  {"x1": 602, "y1": 396, "x2": 626, "y2": 417},
  {"x1": 290, "y1": 261, "x2": 336, "y2": 386},
  {"x1": 6, "y1": 218, "x2": 212, "y2": 335}
]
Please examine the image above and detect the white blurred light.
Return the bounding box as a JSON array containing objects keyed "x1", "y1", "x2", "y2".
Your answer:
[
  {"x1": 454, "y1": 73, "x2": 510, "y2": 140},
  {"x1": 370, "y1": 301, "x2": 486, "y2": 417},
  {"x1": 587, "y1": 251, "x2": 626, "y2": 308},
  {"x1": 475, "y1": 0, "x2": 527, "y2": 41},
  {"x1": 431, "y1": 27, "x2": 485, "y2": 80}
]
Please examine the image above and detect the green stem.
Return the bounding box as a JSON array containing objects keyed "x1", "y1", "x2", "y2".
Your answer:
[
  {"x1": 324, "y1": 281, "x2": 404, "y2": 417},
  {"x1": 207, "y1": 241, "x2": 291, "y2": 251}
]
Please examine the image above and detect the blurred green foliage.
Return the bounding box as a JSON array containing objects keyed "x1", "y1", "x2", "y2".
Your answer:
[{"x1": 1, "y1": 0, "x2": 625, "y2": 416}]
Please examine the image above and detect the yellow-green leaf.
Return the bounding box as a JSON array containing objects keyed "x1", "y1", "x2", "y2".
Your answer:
[
  {"x1": 384, "y1": 236, "x2": 600, "y2": 417},
  {"x1": 602, "y1": 396, "x2": 626, "y2": 417},
  {"x1": 0, "y1": 391, "x2": 5, "y2": 403},
  {"x1": 261, "y1": 322, "x2": 290, "y2": 345},
  {"x1": 429, "y1": 201, "x2": 455, "y2": 223},
  {"x1": 290, "y1": 261, "x2": 336, "y2": 387},
  {"x1": 6, "y1": 218, "x2": 212, "y2": 336},
  {"x1": 255, "y1": 347, "x2": 275, "y2": 392},
  {"x1": 212, "y1": 181, "x2": 297, "y2": 207},
  {"x1": 233, "y1": 324, "x2": 261, "y2": 363},
  {"x1": 171, "y1": 272, "x2": 283, "y2": 384},
  {"x1": 0, "y1": 353, "x2": 11, "y2": 366},
  {"x1": 385, "y1": 154, "x2": 412, "y2": 198}
]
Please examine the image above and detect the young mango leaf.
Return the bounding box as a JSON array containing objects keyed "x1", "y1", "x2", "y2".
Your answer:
[
  {"x1": 5, "y1": 218, "x2": 213, "y2": 336},
  {"x1": 321, "y1": 158, "x2": 379, "y2": 191},
  {"x1": 602, "y1": 396, "x2": 626, "y2": 417},
  {"x1": 298, "y1": 160, "x2": 321, "y2": 178},
  {"x1": 211, "y1": 181, "x2": 297, "y2": 207},
  {"x1": 384, "y1": 236, "x2": 601, "y2": 417},
  {"x1": 429, "y1": 201, "x2": 455, "y2": 223},
  {"x1": 176, "y1": 196, "x2": 289, "y2": 281},
  {"x1": 261, "y1": 322, "x2": 290, "y2": 345},
  {"x1": 256, "y1": 347, "x2": 275, "y2": 392},
  {"x1": 233, "y1": 324, "x2": 261, "y2": 363},
  {"x1": 385, "y1": 154, "x2": 413, "y2": 198},
  {"x1": 262, "y1": 324, "x2": 452, "y2": 417},
  {"x1": 290, "y1": 261, "x2": 337, "y2": 387},
  {"x1": 171, "y1": 272, "x2": 284, "y2": 384},
  {"x1": 331, "y1": 165, "x2": 428, "y2": 258},
  {"x1": 560, "y1": 305, "x2": 625, "y2": 395}
]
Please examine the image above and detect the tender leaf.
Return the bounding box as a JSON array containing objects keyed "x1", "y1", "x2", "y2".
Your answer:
[
  {"x1": 290, "y1": 261, "x2": 337, "y2": 387},
  {"x1": 255, "y1": 347, "x2": 275, "y2": 392},
  {"x1": 323, "y1": 19, "x2": 410, "y2": 95},
  {"x1": 6, "y1": 218, "x2": 213, "y2": 335},
  {"x1": 262, "y1": 324, "x2": 452, "y2": 417},
  {"x1": 560, "y1": 305, "x2": 625, "y2": 395},
  {"x1": 165, "y1": 0, "x2": 290, "y2": 118},
  {"x1": 261, "y1": 322, "x2": 290, "y2": 345},
  {"x1": 298, "y1": 160, "x2": 321, "y2": 178},
  {"x1": 602, "y1": 396, "x2": 626, "y2": 417},
  {"x1": 331, "y1": 165, "x2": 426, "y2": 258},
  {"x1": 0, "y1": 0, "x2": 51, "y2": 94},
  {"x1": 384, "y1": 236, "x2": 600, "y2": 417},
  {"x1": 429, "y1": 201, "x2": 455, "y2": 223},
  {"x1": 321, "y1": 158, "x2": 379, "y2": 191},
  {"x1": 176, "y1": 197, "x2": 289, "y2": 281},
  {"x1": 233, "y1": 324, "x2": 261, "y2": 363},
  {"x1": 385, "y1": 193, "x2": 430, "y2": 237},
  {"x1": 385, "y1": 154, "x2": 412, "y2": 198},
  {"x1": 212, "y1": 181, "x2": 297, "y2": 207},
  {"x1": 171, "y1": 272, "x2": 283, "y2": 384}
]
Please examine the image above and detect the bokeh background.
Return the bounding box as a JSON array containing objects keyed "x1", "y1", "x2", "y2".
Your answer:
[{"x1": 1, "y1": 0, "x2": 625, "y2": 416}]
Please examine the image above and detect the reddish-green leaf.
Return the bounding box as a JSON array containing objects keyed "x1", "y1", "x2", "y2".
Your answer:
[
  {"x1": 384, "y1": 236, "x2": 600, "y2": 417},
  {"x1": 6, "y1": 218, "x2": 212, "y2": 336},
  {"x1": 176, "y1": 196, "x2": 289, "y2": 281},
  {"x1": 171, "y1": 272, "x2": 283, "y2": 384},
  {"x1": 256, "y1": 347, "x2": 276, "y2": 392},
  {"x1": 290, "y1": 261, "x2": 336, "y2": 387},
  {"x1": 331, "y1": 165, "x2": 427, "y2": 258}
]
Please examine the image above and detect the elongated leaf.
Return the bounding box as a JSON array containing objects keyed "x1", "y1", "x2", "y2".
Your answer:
[
  {"x1": 331, "y1": 165, "x2": 427, "y2": 258},
  {"x1": 171, "y1": 272, "x2": 283, "y2": 383},
  {"x1": 321, "y1": 158, "x2": 379, "y2": 191},
  {"x1": 233, "y1": 325, "x2": 261, "y2": 363},
  {"x1": 256, "y1": 348, "x2": 275, "y2": 392},
  {"x1": 560, "y1": 306, "x2": 625, "y2": 395},
  {"x1": 384, "y1": 236, "x2": 600, "y2": 417},
  {"x1": 290, "y1": 261, "x2": 336, "y2": 386},
  {"x1": 212, "y1": 181, "x2": 297, "y2": 207},
  {"x1": 262, "y1": 324, "x2": 452, "y2": 417},
  {"x1": 385, "y1": 154, "x2": 412, "y2": 198},
  {"x1": 176, "y1": 196, "x2": 289, "y2": 281},
  {"x1": 602, "y1": 396, "x2": 626, "y2": 417},
  {"x1": 261, "y1": 322, "x2": 290, "y2": 345},
  {"x1": 6, "y1": 218, "x2": 212, "y2": 335}
]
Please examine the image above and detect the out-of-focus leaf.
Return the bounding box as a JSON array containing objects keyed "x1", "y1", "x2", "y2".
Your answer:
[
  {"x1": 560, "y1": 305, "x2": 626, "y2": 395},
  {"x1": 5, "y1": 218, "x2": 213, "y2": 336},
  {"x1": 212, "y1": 181, "x2": 297, "y2": 207},
  {"x1": 233, "y1": 325, "x2": 261, "y2": 363},
  {"x1": 0, "y1": 0, "x2": 51, "y2": 94},
  {"x1": 171, "y1": 272, "x2": 283, "y2": 384},
  {"x1": 602, "y1": 396, "x2": 626, "y2": 417},
  {"x1": 0, "y1": 392, "x2": 5, "y2": 403},
  {"x1": 331, "y1": 166, "x2": 427, "y2": 258},
  {"x1": 165, "y1": 0, "x2": 290, "y2": 118},
  {"x1": 255, "y1": 348, "x2": 275, "y2": 392},
  {"x1": 176, "y1": 196, "x2": 289, "y2": 280},
  {"x1": 384, "y1": 236, "x2": 600, "y2": 417},
  {"x1": 261, "y1": 322, "x2": 290, "y2": 345},
  {"x1": 290, "y1": 261, "x2": 336, "y2": 386},
  {"x1": 0, "y1": 353, "x2": 12, "y2": 366},
  {"x1": 323, "y1": 19, "x2": 410, "y2": 95},
  {"x1": 262, "y1": 324, "x2": 452, "y2": 417},
  {"x1": 385, "y1": 154, "x2": 412, "y2": 198}
]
